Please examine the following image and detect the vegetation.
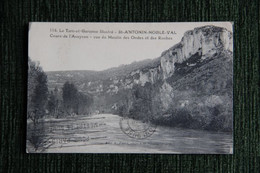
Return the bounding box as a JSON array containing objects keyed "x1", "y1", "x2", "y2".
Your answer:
[
  {"x1": 111, "y1": 53, "x2": 233, "y2": 132},
  {"x1": 27, "y1": 58, "x2": 48, "y2": 125},
  {"x1": 62, "y1": 81, "x2": 93, "y2": 116},
  {"x1": 28, "y1": 59, "x2": 93, "y2": 123}
]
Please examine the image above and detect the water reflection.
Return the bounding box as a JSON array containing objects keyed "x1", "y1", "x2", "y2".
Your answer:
[{"x1": 26, "y1": 114, "x2": 233, "y2": 153}]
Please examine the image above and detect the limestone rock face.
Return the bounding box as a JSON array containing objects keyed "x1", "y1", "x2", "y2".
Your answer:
[
  {"x1": 137, "y1": 67, "x2": 161, "y2": 86},
  {"x1": 139, "y1": 71, "x2": 150, "y2": 86},
  {"x1": 107, "y1": 25, "x2": 233, "y2": 87},
  {"x1": 159, "y1": 82, "x2": 174, "y2": 110},
  {"x1": 160, "y1": 25, "x2": 233, "y2": 79}
]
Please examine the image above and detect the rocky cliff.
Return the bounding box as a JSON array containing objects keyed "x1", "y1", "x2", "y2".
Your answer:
[
  {"x1": 130, "y1": 25, "x2": 233, "y2": 83},
  {"x1": 118, "y1": 25, "x2": 233, "y2": 87}
]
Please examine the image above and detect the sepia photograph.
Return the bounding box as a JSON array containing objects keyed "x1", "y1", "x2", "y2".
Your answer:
[{"x1": 27, "y1": 22, "x2": 233, "y2": 153}]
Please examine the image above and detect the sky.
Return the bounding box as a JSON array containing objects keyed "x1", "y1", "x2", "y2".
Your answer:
[{"x1": 29, "y1": 22, "x2": 232, "y2": 72}]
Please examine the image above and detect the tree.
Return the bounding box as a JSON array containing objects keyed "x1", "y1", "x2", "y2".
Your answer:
[
  {"x1": 27, "y1": 58, "x2": 48, "y2": 124},
  {"x1": 129, "y1": 83, "x2": 153, "y2": 121},
  {"x1": 77, "y1": 92, "x2": 93, "y2": 115},
  {"x1": 62, "y1": 81, "x2": 93, "y2": 115},
  {"x1": 62, "y1": 82, "x2": 78, "y2": 115},
  {"x1": 47, "y1": 91, "x2": 56, "y2": 116},
  {"x1": 30, "y1": 70, "x2": 48, "y2": 124},
  {"x1": 27, "y1": 58, "x2": 40, "y2": 119}
]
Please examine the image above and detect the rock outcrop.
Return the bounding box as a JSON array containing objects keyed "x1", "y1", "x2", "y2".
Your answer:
[
  {"x1": 161, "y1": 25, "x2": 233, "y2": 79},
  {"x1": 130, "y1": 25, "x2": 233, "y2": 84}
]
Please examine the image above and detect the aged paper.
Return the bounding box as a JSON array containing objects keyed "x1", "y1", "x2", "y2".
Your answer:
[{"x1": 27, "y1": 22, "x2": 233, "y2": 153}]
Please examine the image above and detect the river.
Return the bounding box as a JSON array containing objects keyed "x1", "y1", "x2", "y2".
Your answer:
[{"x1": 26, "y1": 114, "x2": 233, "y2": 154}]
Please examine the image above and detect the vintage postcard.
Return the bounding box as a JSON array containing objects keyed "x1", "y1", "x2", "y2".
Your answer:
[{"x1": 27, "y1": 22, "x2": 233, "y2": 153}]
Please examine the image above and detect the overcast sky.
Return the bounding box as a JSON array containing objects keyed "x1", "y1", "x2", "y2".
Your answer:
[{"x1": 29, "y1": 22, "x2": 232, "y2": 72}]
